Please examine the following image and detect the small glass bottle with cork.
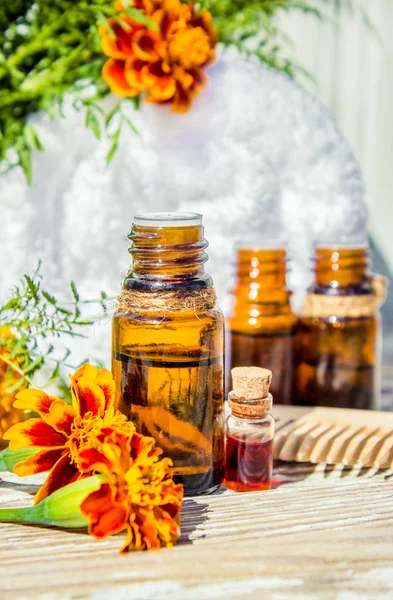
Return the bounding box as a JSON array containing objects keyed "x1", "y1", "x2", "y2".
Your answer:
[{"x1": 225, "y1": 367, "x2": 275, "y2": 492}]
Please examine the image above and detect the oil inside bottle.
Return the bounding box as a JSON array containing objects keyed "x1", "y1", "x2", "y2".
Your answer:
[{"x1": 225, "y1": 434, "x2": 273, "y2": 492}]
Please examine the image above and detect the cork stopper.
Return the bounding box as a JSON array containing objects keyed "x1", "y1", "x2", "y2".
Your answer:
[{"x1": 229, "y1": 367, "x2": 273, "y2": 420}]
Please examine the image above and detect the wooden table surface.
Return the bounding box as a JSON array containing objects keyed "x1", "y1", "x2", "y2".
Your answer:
[{"x1": 1, "y1": 461, "x2": 393, "y2": 600}]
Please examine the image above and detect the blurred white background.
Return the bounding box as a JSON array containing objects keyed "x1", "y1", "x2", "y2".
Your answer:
[{"x1": 281, "y1": 0, "x2": 393, "y2": 272}]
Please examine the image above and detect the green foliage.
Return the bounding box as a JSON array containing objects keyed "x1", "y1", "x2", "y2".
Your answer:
[
  {"x1": 0, "y1": 0, "x2": 149, "y2": 181},
  {"x1": 0, "y1": 0, "x2": 372, "y2": 182},
  {"x1": 0, "y1": 262, "x2": 109, "y2": 392},
  {"x1": 199, "y1": 0, "x2": 370, "y2": 78}
]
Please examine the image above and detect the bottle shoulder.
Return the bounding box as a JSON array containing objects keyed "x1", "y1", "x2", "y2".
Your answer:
[
  {"x1": 310, "y1": 282, "x2": 373, "y2": 296},
  {"x1": 124, "y1": 273, "x2": 214, "y2": 292},
  {"x1": 228, "y1": 311, "x2": 298, "y2": 334},
  {"x1": 227, "y1": 413, "x2": 274, "y2": 427},
  {"x1": 300, "y1": 314, "x2": 378, "y2": 329},
  {"x1": 226, "y1": 413, "x2": 275, "y2": 442}
]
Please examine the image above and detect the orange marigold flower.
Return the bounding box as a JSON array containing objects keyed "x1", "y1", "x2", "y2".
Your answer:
[
  {"x1": 0, "y1": 326, "x2": 26, "y2": 440},
  {"x1": 79, "y1": 430, "x2": 183, "y2": 552},
  {"x1": 4, "y1": 364, "x2": 135, "y2": 504},
  {"x1": 100, "y1": 0, "x2": 217, "y2": 112}
]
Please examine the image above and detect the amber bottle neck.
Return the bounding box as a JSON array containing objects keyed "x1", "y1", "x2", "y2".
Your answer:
[
  {"x1": 233, "y1": 249, "x2": 291, "y2": 304},
  {"x1": 125, "y1": 223, "x2": 213, "y2": 291},
  {"x1": 312, "y1": 247, "x2": 372, "y2": 295}
]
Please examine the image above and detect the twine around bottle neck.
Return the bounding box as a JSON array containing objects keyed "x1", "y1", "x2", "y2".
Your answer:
[
  {"x1": 302, "y1": 274, "x2": 387, "y2": 319},
  {"x1": 115, "y1": 287, "x2": 217, "y2": 315}
]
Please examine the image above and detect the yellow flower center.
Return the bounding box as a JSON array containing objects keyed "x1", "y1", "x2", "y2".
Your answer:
[
  {"x1": 68, "y1": 412, "x2": 134, "y2": 470},
  {"x1": 168, "y1": 27, "x2": 211, "y2": 69}
]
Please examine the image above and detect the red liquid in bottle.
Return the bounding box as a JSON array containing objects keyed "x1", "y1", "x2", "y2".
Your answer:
[{"x1": 225, "y1": 434, "x2": 273, "y2": 492}]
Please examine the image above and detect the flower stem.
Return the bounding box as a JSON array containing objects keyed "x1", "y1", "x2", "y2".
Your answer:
[
  {"x1": 0, "y1": 356, "x2": 34, "y2": 386},
  {"x1": 0, "y1": 475, "x2": 107, "y2": 528},
  {"x1": 0, "y1": 506, "x2": 37, "y2": 524}
]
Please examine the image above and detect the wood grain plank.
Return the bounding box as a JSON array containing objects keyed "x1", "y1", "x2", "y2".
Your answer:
[{"x1": 1, "y1": 466, "x2": 393, "y2": 599}]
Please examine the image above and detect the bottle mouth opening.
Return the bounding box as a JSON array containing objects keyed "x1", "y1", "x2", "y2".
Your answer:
[
  {"x1": 315, "y1": 242, "x2": 369, "y2": 251},
  {"x1": 134, "y1": 212, "x2": 203, "y2": 227}
]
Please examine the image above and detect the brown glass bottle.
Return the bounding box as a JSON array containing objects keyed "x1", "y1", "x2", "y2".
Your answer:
[
  {"x1": 227, "y1": 248, "x2": 298, "y2": 404},
  {"x1": 112, "y1": 213, "x2": 225, "y2": 496},
  {"x1": 296, "y1": 246, "x2": 380, "y2": 410}
]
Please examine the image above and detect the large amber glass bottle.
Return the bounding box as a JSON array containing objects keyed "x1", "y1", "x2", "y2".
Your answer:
[
  {"x1": 112, "y1": 213, "x2": 224, "y2": 495},
  {"x1": 296, "y1": 246, "x2": 381, "y2": 410},
  {"x1": 227, "y1": 248, "x2": 298, "y2": 404}
]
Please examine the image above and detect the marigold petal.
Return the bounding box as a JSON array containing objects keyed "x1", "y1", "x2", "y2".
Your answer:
[
  {"x1": 78, "y1": 447, "x2": 112, "y2": 475},
  {"x1": 82, "y1": 484, "x2": 128, "y2": 539},
  {"x1": 137, "y1": 509, "x2": 161, "y2": 550},
  {"x1": 170, "y1": 87, "x2": 191, "y2": 113},
  {"x1": 71, "y1": 364, "x2": 103, "y2": 393},
  {"x1": 173, "y1": 65, "x2": 198, "y2": 90},
  {"x1": 81, "y1": 483, "x2": 114, "y2": 515},
  {"x1": 43, "y1": 400, "x2": 76, "y2": 436},
  {"x1": 146, "y1": 74, "x2": 177, "y2": 102},
  {"x1": 34, "y1": 452, "x2": 78, "y2": 504},
  {"x1": 124, "y1": 58, "x2": 152, "y2": 91},
  {"x1": 170, "y1": 71, "x2": 205, "y2": 113},
  {"x1": 128, "y1": 432, "x2": 161, "y2": 470},
  {"x1": 141, "y1": 61, "x2": 177, "y2": 102},
  {"x1": 100, "y1": 17, "x2": 140, "y2": 60},
  {"x1": 13, "y1": 389, "x2": 56, "y2": 416},
  {"x1": 127, "y1": 512, "x2": 143, "y2": 551},
  {"x1": 91, "y1": 506, "x2": 128, "y2": 539},
  {"x1": 78, "y1": 378, "x2": 107, "y2": 417},
  {"x1": 132, "y1": 30, "x2": 161, "y2": 62},
  {"x1": 119, "y1": 0, "x2": 155, "y2": 10},
  {"x1": 188, "y1": 67, "x2": 207, "y2": 92},
  {"x1": 141, "y1": 68, "x2": 162, "y2": 89},
  {"x1": 102, "y1": 59, "x2": 140, "y2": 98},
  {"x1": 121, "y1": 525, "x2": 135, "y2": 553},
  {"x1": 100, "y1": 28, "x2": 123, "y2": 61},
  {"x1": 192, "y1": 10, "x2": 218, "y2": 46},
  {"x1": 72, "y1": 364, "x2": 99, "y2": 381},
  {"x1": 71, "y1": 372, "x2": 105, "y2": 417},
  {"x1": 153, "y1": 505, "x2": 181, "y2": 546},
  {"x1": 93, "y1": 369, "x2": 116, "y2": 413},
  {"x1": 101, "y1": 33, "x2": 125, "y2": 61},
  {"x1": 4, "y1": 418, "x2": 66, "y2": 450},
  {"x1": 14, "y1": 447, "x2": 64, "y2": 477},
  {"x1": 70, "y1": 365, "x2": 117, "y2": 416}
]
